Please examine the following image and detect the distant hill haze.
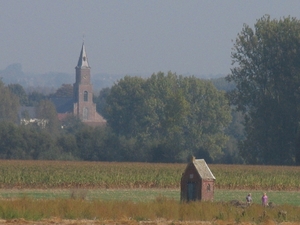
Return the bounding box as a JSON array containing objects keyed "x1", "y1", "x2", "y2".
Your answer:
[
  {"x1": 0, "y1": 63, "x2": 123, "y2": 93},
  {"x1": 0, "y1": 63, "x2": 226, "y2": 94}
]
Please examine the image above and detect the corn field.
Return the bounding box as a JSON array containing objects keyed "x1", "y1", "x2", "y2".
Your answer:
[{"x1": 0, "y1": 160, "x2": 299, "y2": 190}]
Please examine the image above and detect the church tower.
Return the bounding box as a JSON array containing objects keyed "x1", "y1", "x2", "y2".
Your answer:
[{"x1": 73, "y1": 43, "x2": 105, "y2": 126}]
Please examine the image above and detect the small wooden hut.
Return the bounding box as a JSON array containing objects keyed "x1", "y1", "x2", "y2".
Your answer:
[{"x1": 180, "y1": 157, "x2": 215, "y2": 202}]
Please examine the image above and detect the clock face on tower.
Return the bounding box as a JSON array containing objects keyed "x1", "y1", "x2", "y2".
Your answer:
[{"x1": 83, "y1": 74, "x2": 87, "y2": 79}]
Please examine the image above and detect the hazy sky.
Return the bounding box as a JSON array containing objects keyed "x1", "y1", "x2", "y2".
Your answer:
[{"x1": 1, "y1": 1, "x2": 299, "y2": 77}]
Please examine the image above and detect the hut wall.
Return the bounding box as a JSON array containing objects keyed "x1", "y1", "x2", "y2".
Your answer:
[
  {"x1": 180, "y1": 164, "x2": 201, "y2": 201},
  {"x1": 201, "y1": 179, "x2": 214, "y2": 201}
]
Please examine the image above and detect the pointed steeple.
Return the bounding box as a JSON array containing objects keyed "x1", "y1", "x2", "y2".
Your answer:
[{"x1": 77, "y1": 42, "x2": 90, "y2": 68}]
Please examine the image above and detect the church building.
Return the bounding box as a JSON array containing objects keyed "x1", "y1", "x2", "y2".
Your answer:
[
  {"x1": 53, "y1": 43, "x2": 106, "y2": 126},
  {"x1": 72, "y1": 43, "x2": 106, "y2": 126}
]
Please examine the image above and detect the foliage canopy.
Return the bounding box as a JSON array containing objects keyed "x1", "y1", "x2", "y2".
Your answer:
[
  {"x1": 105, "y1": 72, "x2": 231, "y2": 162},
  {"x1": 0, "y1": 80, "x2": 20, "y2": 122},
  {"x1": 227, "y1": 15, "x2": 300, "y2": 165}
]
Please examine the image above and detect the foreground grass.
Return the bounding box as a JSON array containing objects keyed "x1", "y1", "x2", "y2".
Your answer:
[{"x1": 0, "y1": 197, "x2": 299, "y2": 223}]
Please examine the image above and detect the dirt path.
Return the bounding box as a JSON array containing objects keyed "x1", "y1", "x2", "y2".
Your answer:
[{"x1": 0, "y1": 219, "x2": 299, "y2": 225}]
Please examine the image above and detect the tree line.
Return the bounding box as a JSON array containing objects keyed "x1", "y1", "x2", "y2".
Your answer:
[{"x1": 0, "y1": 72, "x2": 240, "y2": 163}]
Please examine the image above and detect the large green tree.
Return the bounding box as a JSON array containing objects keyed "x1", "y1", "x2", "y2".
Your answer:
[
  {"x1": 0, "y1": 121, "x2": 57, "y2": 160},
  {"x1": 0, "y1": 80, "x2": 20, "y2": 122},
  {"x1": 226, "y1": 15, "x2": 300, "y2": 165},
  {"x1": 105, "y1": 72, "x2": 231, "y2": 162},
  {"x1": 36, "y1": 100, "x2": 60, "y2": 134},
  {"x1": 51, "y1": 84, "x2": 73, "y2": 98},
  {"x1": 94, "y1": 87, "x2": 111, "y2": 118},
  {"x1": 106, "y1": 76, "x2": 147, "y2": 138},
  {"x1": 8, "y1": 83, "x2": 28, "y2": 106}
]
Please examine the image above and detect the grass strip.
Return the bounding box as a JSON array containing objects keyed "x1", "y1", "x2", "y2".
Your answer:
[{"x1": 0, "y1": 189, "x2": 299, "y2": 206}]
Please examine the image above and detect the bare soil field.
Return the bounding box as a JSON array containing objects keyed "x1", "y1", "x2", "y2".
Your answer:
[{"x1": 0, "y1": 219, "x2": 299, "y2": 225}]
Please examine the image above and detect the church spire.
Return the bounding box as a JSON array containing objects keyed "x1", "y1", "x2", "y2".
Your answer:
[{"x1": 77, "y1": 42, "x2": 90, "y2": 68}]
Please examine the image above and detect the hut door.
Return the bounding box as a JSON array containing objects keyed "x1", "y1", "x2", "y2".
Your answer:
[{"x1": 187, "y1": 182, "x2": 197, "y2": 201}]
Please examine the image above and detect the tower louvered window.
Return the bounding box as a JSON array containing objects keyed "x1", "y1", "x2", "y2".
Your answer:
[{"x1": 84, "y1": 91, "x2": 88, "y2": 101}]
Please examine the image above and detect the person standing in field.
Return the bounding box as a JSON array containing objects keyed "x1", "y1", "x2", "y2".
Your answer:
[
  {"x1": 261, "y1": 193, "x2": 268, "y2": 206},
  {"x1": 246, "y1": 193, "x2": 252, "y2": 205}
]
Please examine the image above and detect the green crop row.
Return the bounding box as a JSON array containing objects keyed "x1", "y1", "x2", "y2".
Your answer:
[{"x1": 0, "y1": 160, "x2": 299, "y2": 190}]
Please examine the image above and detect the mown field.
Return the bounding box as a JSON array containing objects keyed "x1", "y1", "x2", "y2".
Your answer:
[
  {"x1": 1, "y1": 188, "x2": 299, "y2": 206},
  {"x1": 0, "y1": 160, "x2": 299, "y2": 190}
]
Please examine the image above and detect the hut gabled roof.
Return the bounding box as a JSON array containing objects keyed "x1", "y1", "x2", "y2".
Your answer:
[{"x1": 189, "y1": 158, "x2": 216, "y2": 180}]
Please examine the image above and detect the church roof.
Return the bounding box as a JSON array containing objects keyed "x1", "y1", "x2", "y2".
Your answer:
[
  {"x1": 76, "y1": 42, "x2": 90, "y2": 68},
  {"x1": 50, "y1": 97, "x2": 73, "y2": 113}
]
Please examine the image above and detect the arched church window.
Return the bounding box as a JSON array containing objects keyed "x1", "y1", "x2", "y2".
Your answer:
[
  {"x1": 83, "y1": 107, "x2": 88, "y2": 120},
  {"x1": 84, "y1": 91, "x2": 88, "y2": 101}
]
